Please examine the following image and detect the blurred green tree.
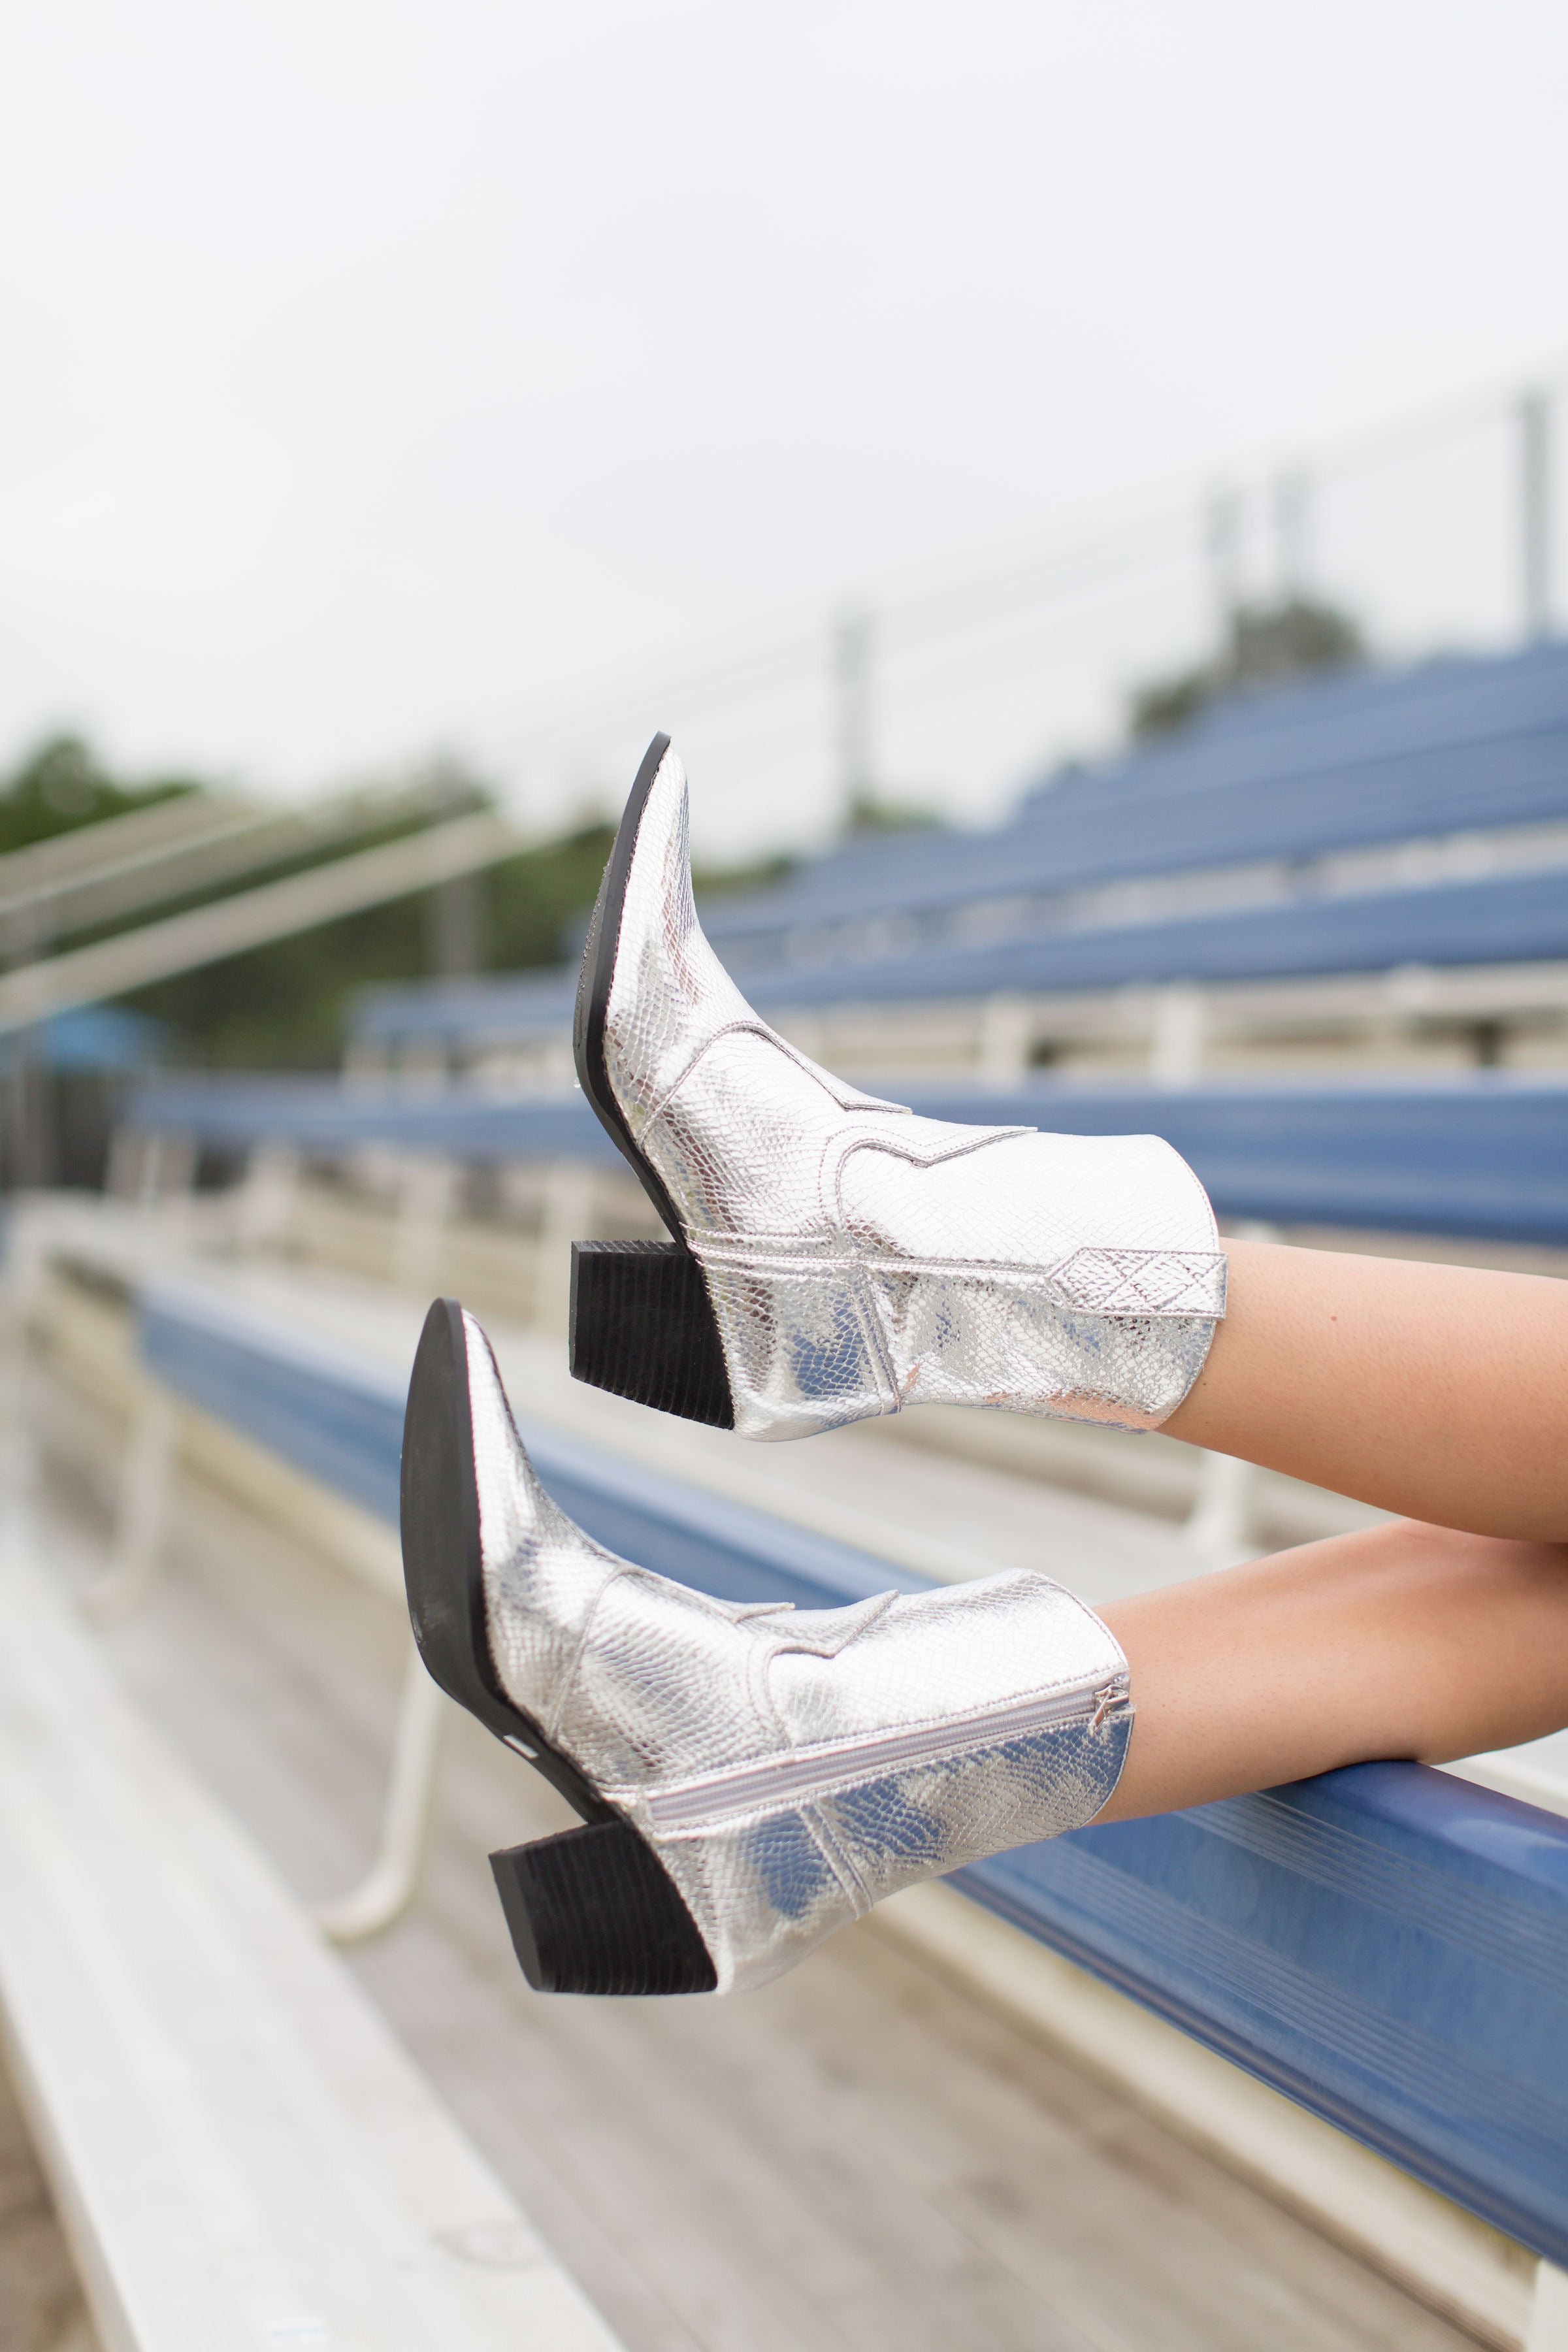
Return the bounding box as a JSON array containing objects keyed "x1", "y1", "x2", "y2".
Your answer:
[
  {"x1": 1128, "y1": 595, "x2": 1367, "y2": 742},
  {"x1": 0, "y1": 740, "x2": 788, "y2": 1069},
  {"x1": 0, "y1": 734, "x2": 198, "y2": 852},
  {"x1": 841, "y1": 791, "x2": 943, "y2": 841}
]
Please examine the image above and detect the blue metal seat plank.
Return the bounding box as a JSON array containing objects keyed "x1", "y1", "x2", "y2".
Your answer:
[
  {"x1": 700, "y1": 642, "x2": 1568, "y2": 943},
  {"x1": 129, "y1": 1074, "x2": 1568, "y2": 1246},
  {"x1": 136, "y1": 1279, "x2": 1568, "y2": 2264},
  {"x1": 960, "y1": 1774, "x2": 1568, "y2": 2262},
  {"x1": 740, "y1": 865, "x2": 1568, "y2": 1005},
  {"x1": 347, "y1": 644, "x2": 1568, "y2": 1044},
  {"x1": 901, "y1": 1080, "x2": 1568, "y2": 1245}
]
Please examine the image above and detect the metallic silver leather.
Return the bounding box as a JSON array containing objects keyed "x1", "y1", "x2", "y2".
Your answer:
[
  {"x1": 465, "y1": 1313, "x2": 1132, "y2": 1994},
  {"x1": 596, "y1": 742, "x2": 1226, "y2": 1439}
]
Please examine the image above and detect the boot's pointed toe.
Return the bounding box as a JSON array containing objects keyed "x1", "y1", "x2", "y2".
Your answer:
[
  {"x1": 402, "y1": 1299, "x2": 1133, "y2": 1997},
  {"x1": 570, "y1": 736, "x2": 1227, "y2": 1441}
]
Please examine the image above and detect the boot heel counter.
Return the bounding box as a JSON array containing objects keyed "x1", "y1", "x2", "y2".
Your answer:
[
  {"x1": 490, "y1": 1820, "x2": 717, "y2": 1995},
  {"x1": 569, "y1": 1240, "x2": 735, "y2": 1428}
]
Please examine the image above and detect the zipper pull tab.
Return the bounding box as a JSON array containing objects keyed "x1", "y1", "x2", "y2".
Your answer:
[{"x1": 1089, "y1": 1679, "x2": 1127, "y2": 1733}]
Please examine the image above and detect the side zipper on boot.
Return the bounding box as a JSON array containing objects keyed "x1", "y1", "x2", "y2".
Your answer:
[{"x1": 637, "y1": 1673, "x2": 1132, "y2": 1833}]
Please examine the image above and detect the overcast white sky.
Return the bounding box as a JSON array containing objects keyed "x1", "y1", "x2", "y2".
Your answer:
[{"x1": 2, "y1": 1, "x2": 1565, "y2": 854}]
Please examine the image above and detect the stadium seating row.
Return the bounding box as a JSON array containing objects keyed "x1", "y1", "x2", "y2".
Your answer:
[
  {"x1": 132, "y1": 1272, "x2": 1568, "y2": 2278},
  {"x1": 740, "y1": 863, "x2": 1568, "y2": 1003},
  {"x1": 700, "y1": 640, "x2": 1568, "y2": 951},
  {"x1": 125, "y1": 1072, "x2": 1568, "y2": 1245},
  {"x1": 346, "y1": 643, "x2": 1568, "y2": 1071}
]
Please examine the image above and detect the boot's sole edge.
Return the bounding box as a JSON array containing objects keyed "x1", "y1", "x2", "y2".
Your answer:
[
  {"x1": 400, "y1": 1299, "x2": 610, "y2": 1818},
  {"x1": 570, "y1": 736, "x2": 736, "y2": 1431},
  {"x1": 400, "y1": 1297, "x2": 720, "y2": 1996}
]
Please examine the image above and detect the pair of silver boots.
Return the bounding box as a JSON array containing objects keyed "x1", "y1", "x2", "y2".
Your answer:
[{"x1": 400, "y1": 736, "x2": 1227, "y2": 1997}]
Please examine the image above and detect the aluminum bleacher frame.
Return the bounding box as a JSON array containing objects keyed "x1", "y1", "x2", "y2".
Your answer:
[
  {"x1": 339, "y1": 638, "x2": 1568, "y2": 1069},
  {"x1": 698, "y1": 639, "x2": 1568, "y2": 947},
  {"x1": 125, "y1": 1071, "x2": 1568, "y2": 1248},
  {"x1": 0, "y1": 1281, "x2": 624, "y2": 2352},
  {"x1": 129, "y1": 1273, "x2": 1568, "y2": 2288}
]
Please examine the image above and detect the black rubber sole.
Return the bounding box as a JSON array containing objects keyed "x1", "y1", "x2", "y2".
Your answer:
[
  {"x1": 569, "y1": 1240, "x2": 733, "y2": 1428},
  {"x1": 400, "y1": 1296, "x2": 717, "y2": 1995},
  {"x1": 571, "y1": 736, "x2": 736, "y2": 1431}
]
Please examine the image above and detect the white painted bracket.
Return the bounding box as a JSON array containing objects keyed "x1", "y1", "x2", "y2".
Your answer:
[
  {"x1": 1182, "y1": 1220, "x2": 1278, "y2": 1568},
  {"x1": 233, "y1": 1139, "x2": 302, "y2": 1255},
  {"x1": 1182, "y1": 1446, "x2": 1258, "y2": 1568},
  {"x1": 1529, "y1": 2262, "x2": 1568, "y2": 2350},
  {"x1": 536, "y1": 1158, "x2": 598, "y2": 1331},
  {"x1": 393, "y1": 1152, "x2": 458, "y2": 1294},
  {"x1": 81, "y1": 1391, "x2": 176, "y2": 1625},
  {"x1": 317, "y1": 1638, "x2": 450, "y2": 1944}
]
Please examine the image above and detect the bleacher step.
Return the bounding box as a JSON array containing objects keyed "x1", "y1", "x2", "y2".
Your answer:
[{"x1": 0, "y1": 1503, "x2": 621, "y2": 2352}]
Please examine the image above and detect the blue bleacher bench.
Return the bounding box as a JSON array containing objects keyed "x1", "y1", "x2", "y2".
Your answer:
[
  {"x1": 350, "y1": 855, "x2": 1568, "y2": 1030},
  {"x1": 129, "y1": 1072, "x2": 1568, "y2": 1247},
  {"x1": 138, "y1": 1277, "x2": 1568, "y2": 2268},
  {"x1": 736, "y1": 864, "x2": 1568, "y2": 1005},
  {"x1": 698, "y1": 640, "x2": 1568, "y2": 945},
  {"x1": 350, "y1": 642, "x2": 1568, "y2": 1049}
]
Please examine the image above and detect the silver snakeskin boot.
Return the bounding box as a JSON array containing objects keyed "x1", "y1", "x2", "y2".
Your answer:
[
  {"x1": 402, "y1": 1299, "x2": 1133, "y2": 1997},
  {"x1": 569, "y1": 734, "x2": 1228, "y2": 1441}
]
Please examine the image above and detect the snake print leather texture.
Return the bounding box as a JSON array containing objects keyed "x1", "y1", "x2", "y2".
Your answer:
[
  {"x1": 465, "y1": 1315, "x2": 1132, "y2": 1993},
  {"x1": 597, "y1": 743, "x2": 1226, "y2": 1439}
]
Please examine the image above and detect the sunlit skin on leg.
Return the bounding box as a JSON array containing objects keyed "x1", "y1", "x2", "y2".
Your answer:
[
  {"x1": 1098, "y1": 1522, "x2": 1568, "y2": 1821},
  {"x1": 1088, "y1": 1239, "x2": 1568, "y2": 1819},
  {"x1": 1164, "y1": 1238, "x2": 1568, "y2": 1541}
]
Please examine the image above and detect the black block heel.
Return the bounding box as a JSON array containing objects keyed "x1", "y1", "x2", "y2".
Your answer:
[
  {"x1": 570, "y1": 1239, "x2": 734, "y2": 1428},
  {"x1": 491, "y1": 1820, "x2": 718, "y2": 1995}
]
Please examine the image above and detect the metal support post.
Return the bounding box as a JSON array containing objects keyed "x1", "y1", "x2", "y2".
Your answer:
[
  {"x1": 536, "y1": 1158, "x2": 598, "y2": 1332},
  {"x1": 103, "y1": 1124, "x2": 147, "y2": 1201},
  {"x1": 392, "y1": 1152, "x2": 457, "y2": 1293},
  {"x1": 1273, "y1": 468, "x2": 1311, "y2": 599},
  {"x1": 1205, "y1": 485, "x2": 1243, "y2": 630},
  {"x1": 977, "y1": 992, "x2": 1032, "y2": 1085},
  {"x1": 1149, "y1": 983, "x2": 1207, "y2": 1086},
  {"x1": 233, "y1": 1139, "x2": 302, "y2": 1256},
  {"x1": 1182, "y1": 1222, "x2": 1277, "y2": 1567},
  {"x1": 427, "y1": 866, "x2": 483, "y2": 981},
  {"x1": 1181, "y1": 1448, "x2": 1258, "y2": 1569},
  {"x1": 137, "y1": 1128, "x2": 197, "y2": 1215},
  {"x1": 1528, "y1": 2262, "x2": 1568, "y2": 2351},
  {"x1": 834, "y1": 606, "x2": 875, "y2": 823},
  {"x1": 1521, "y1": 389, "x2": 1554, "y2": 641},
  {"x1": 316, "y1": 1637, "x2": 450, "y2": 1942},
  {"x1": 5, "y1": 1028, "x2": 50, "y2": 1193},
  {"x1": 82, "y1": 1391, "x2": 176, "y2": 1624}
]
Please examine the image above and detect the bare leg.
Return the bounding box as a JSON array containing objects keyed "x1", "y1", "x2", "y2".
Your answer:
[
  {"x1": 1163, "y1": 1239, "x2": 1568, "y2": 1541},
  {"x1": 1096, "y1": 1519, "x2": 1568, "y2": 1821}
]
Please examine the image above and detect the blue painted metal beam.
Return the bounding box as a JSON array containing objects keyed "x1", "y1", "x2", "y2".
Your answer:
[
  {"x1": 734, "y1": 866, "x2": 1568, "y2": 1008},
  {"x1": 129, "y1": 1072, "x2": 1568, "y2": 1246},
  {"x1": 906, "y1": 1079, "x2": 1568, "y2": 1245},
  {"x1": 700, "y1": 641, "x2": 1568, "y2": 939},
  {"x1": 344, "y1": 854, "x2": 1568, "y2": 1045},
  {"x1": 131, "y1": 1075, "x2": 625, "y2": 1168},
  {"x1": 138, "y1": 1279, "x2": 1568, "y2": 2263}
]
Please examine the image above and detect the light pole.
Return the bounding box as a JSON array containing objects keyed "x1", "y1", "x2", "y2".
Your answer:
[
  {"x1": 1273, "y1": 468, "x2": 1311, "y2": 601},
  {"x1": 1520, "y1": 389, "x2": 1554, "y2": 642},
  {"x1": 834, "y1": 606, "x2": 874, "y2": 823}
]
